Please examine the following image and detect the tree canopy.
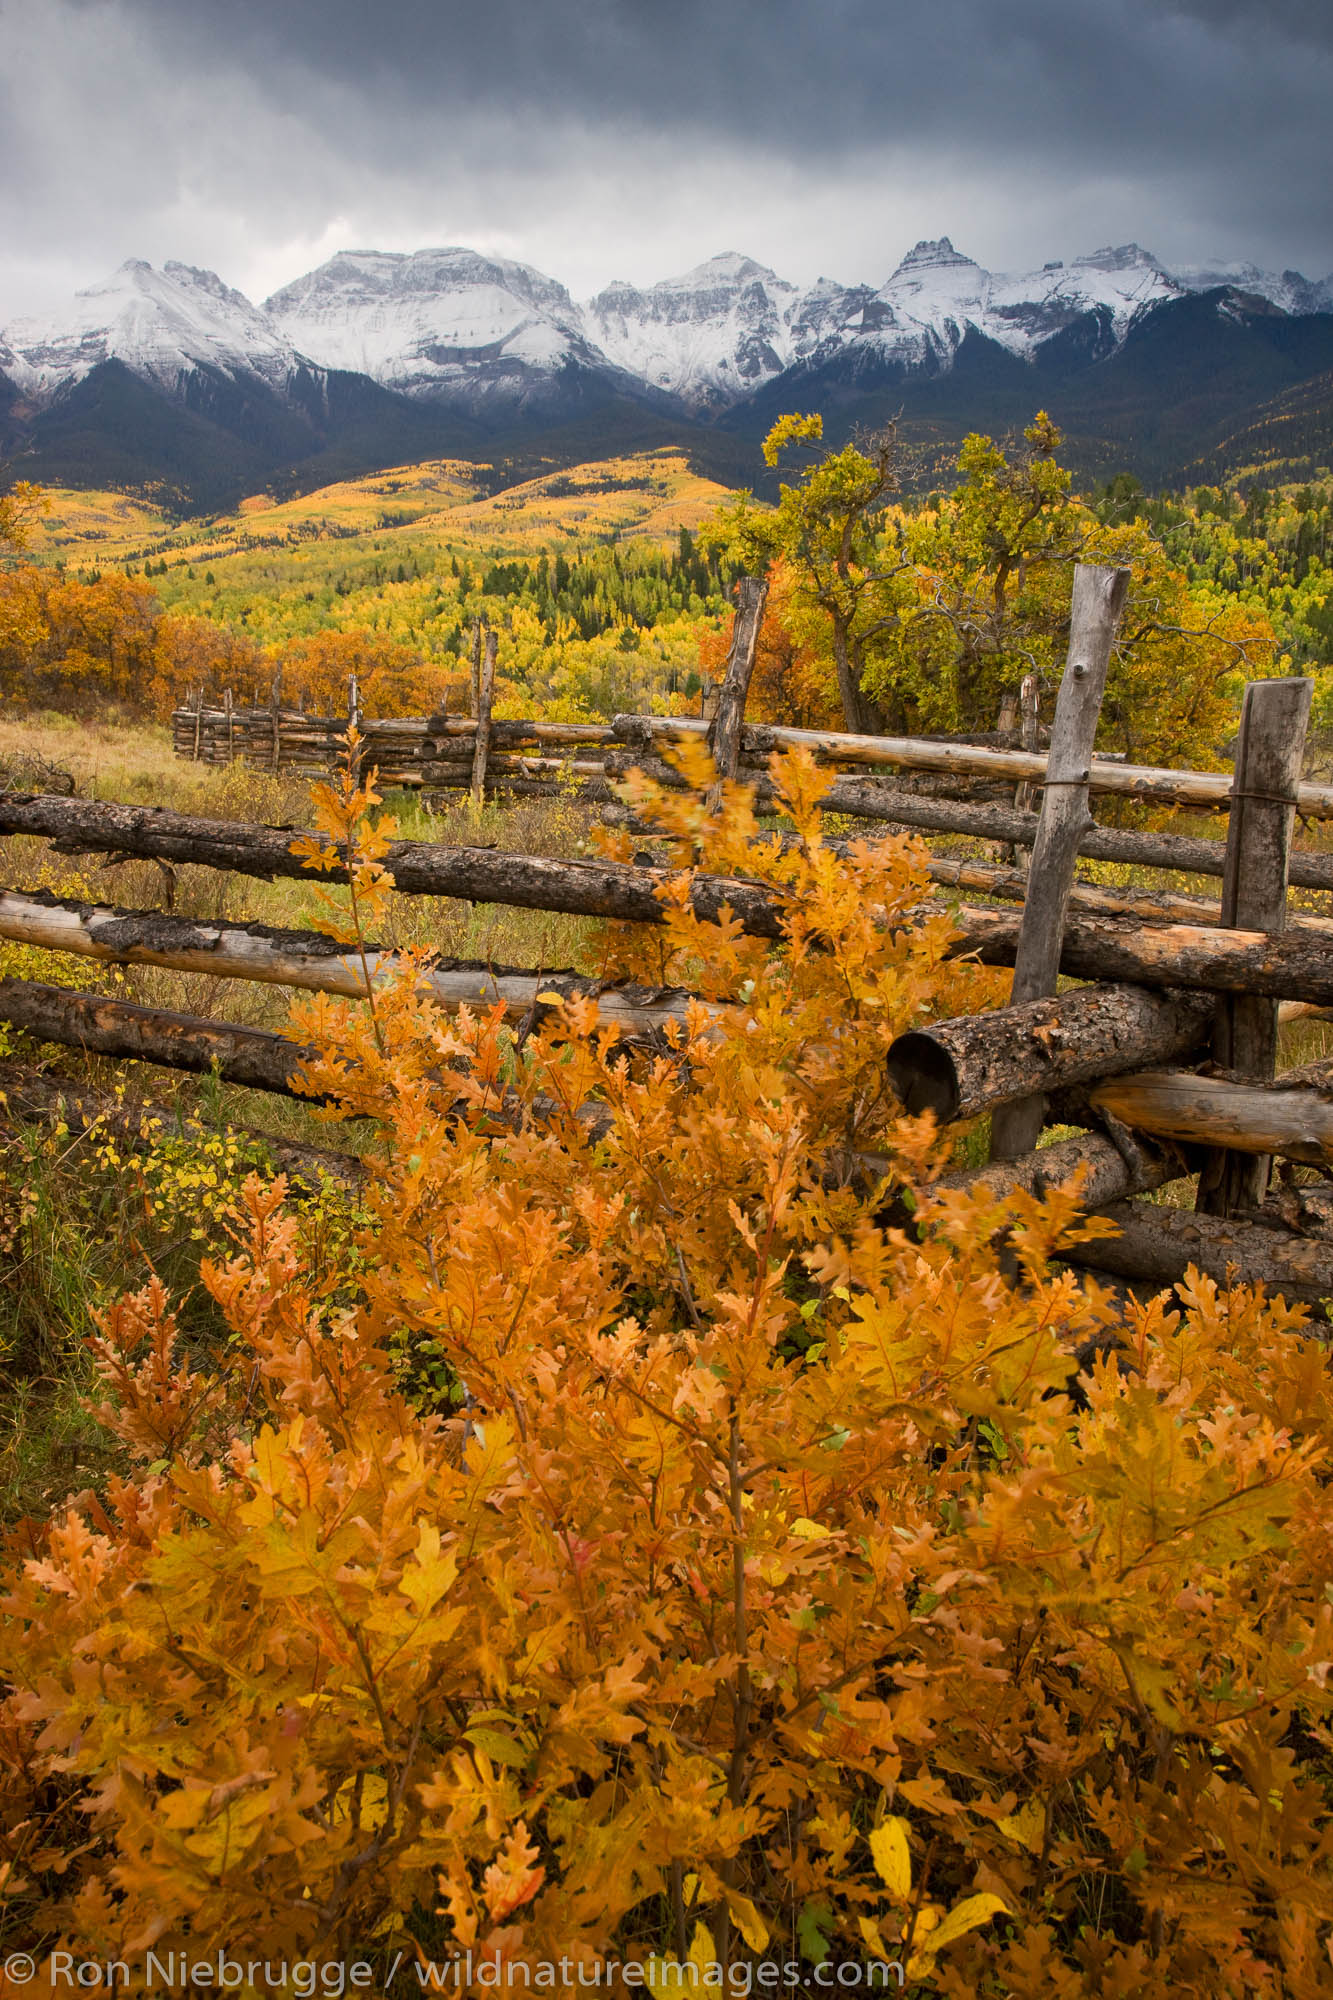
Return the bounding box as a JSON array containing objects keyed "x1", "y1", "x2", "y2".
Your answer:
[{"x1": 704, "y1": 414, "x2": 1280, "y2": 770}]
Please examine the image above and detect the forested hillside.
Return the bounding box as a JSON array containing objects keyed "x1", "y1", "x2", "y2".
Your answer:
[{"x1": 3, "y1": 422, "x2": 1329, "y2": 767}]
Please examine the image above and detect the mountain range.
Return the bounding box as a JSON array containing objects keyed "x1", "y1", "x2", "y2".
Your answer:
[{"x1": 3, "y1": 239, "x2": 1332, "y2": 508}]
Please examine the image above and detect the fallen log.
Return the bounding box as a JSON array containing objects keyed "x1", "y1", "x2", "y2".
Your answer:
[
  {"x1": 419, "y1": 718, "x2": 615, "y2": 747},
  {"x1": 933, "y1": 1127, "x2": 1184, "y2": 1208},
  {"x1": 0, "y1": 794, "x2": 791, "y2": 939},
  {"x1": 611, "y1": 751, "x2": 1018, "y2": 808},
  {"x1": 888, "y1": 985, "x2": 1217, "y2": 1124},
  {"x1": 602, "y1": 767, "x2": 1333, "y2": 894},
  {"x1": 925, "y1": 855, "x2": 1333, "y2": 932},
  {"x1": 615, "y1": 713, "x2": 1333, "y2": 817},
  {"x1": 0, "y1": 891, "x2": 720, "y2": 1038},
  {"x1": 10, "y1": 799, "x2": 1333, "y2": 1000},
  {"x1": 953, "y1": 906, "x2": 1333, "y2": 1008},
  {"x1": 770, "y1": 783, "x2": 1333, "y2": 893},
  {"x1": 0, "y1": 978, "x2": 317, "y2": 1098},
  {"x1": 1090, "y1": 1067, "x2": 1333, "y2": 1168},
  {"x1": 1062, "y1": 1198, "x2": 1333, "y2": 1302}
]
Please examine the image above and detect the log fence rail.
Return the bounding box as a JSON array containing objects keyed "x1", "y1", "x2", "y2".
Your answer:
[{"x1": 14, "y1": 564, "x2": 1333, "y2": 1302}]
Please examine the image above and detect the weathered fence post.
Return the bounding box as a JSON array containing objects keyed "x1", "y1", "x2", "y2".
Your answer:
[
  {"x1": 471, "y1": 624, "x2": 496, "y2": 808},
  {"x1": 347, "y1": 672, "x2": 363, "y2": 785},
  {"x1": 705, "y1": 575, "x2": 769, "y2": 813},
  {"x1": 469, "y1": 620, "x2": 483, "y2": 719},
  {"x1": 269, "y1": 672, "x2": 283, "y2": 774},
  {"x1": 1012, "y1": 671, "x2": 1040, "y2": 825},
  {"x1": 989, "y1": 564, "x2": 1130, "y2": 1159},
  {"x1": 191, "y1": 688, "x2": 203, "y2": 763},
  {"x1": 224, "y1": 688, "x2": 234, "y2": 765},
  {"x1": 1196, "y1": 674, "x2": 1313, "y2": 1215}
]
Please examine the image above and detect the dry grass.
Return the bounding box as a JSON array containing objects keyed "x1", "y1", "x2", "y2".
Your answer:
[{"x1": 0, "y1": 713, "x2": 605, "y2": 1150}]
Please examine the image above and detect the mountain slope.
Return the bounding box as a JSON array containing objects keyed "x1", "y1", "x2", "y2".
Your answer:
[
  {"x1": 4, "y1": 240, "x2": 1333, "y2": 507},
  {"x1": 266, "y1": 247, "x2": 668, "y2": 420}
]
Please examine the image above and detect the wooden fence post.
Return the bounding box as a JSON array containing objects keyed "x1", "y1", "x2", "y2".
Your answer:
[
  {"x1": 989, "y1": 563, "x2": 1130, "y2": 1159},
  {"x1": 1013, "y1": 671, "x2": 1040, "y2": 823},
  {"x1": 471, "y1": 625, "x2": 496, "y2": 808},
  {"x1": 470, "y1": 620, "x2": 483, "y2": 719},
  {"x1": 269, "y1": 673, "x2": 283, "y2": 773},
  {"x1": 705, "y1": 575, "x2": 768, "y2": 812},
  {"x1": 224, "y1": 688, "x2": 234, "y2": 765},
  {"x1": 191, "y1": 688, "x2": 203, "y2": 763},
  {"x1": 348, "y1": 672, "x2": 362, "y2": 785},
  {"x1": 1197, "y1": 674, "x2": 1312, "y2": 1215}
]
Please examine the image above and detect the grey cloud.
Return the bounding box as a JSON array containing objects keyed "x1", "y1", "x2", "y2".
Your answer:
[
  {"x1": 2, "y1": 0, "x2": 1329, "y2": 324},
  {"x1": 75, "y1": 0, "x2": 1333, "y2": 153}
]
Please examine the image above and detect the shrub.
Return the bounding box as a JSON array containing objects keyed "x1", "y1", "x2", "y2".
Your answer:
[{"x1": 1, "y1": 752, "x2": 1331, "y2": 1992}]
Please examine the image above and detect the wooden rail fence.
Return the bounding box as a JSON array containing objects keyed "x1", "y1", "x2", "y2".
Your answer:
[{"x1": 5, "y1": 563, "x2": 1331, "y2": 1303}]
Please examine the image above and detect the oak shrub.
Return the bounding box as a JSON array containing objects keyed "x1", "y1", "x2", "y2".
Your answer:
[{"x1": 2, "y1": 749, "x2": 1332, "y2": 1994}]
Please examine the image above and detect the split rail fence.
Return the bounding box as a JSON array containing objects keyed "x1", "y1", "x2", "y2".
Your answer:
[{"x1": 5, "y1": 564, "x2": 1333, "y2": 1303}]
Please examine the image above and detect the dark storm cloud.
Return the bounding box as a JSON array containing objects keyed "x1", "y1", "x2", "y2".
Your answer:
[
  {"x1": 2, "y1": 0, "x2": 1330, "y2": 322},
  {"x1": 77, "y1": 0, "x2": 1333, "y2": 155}
]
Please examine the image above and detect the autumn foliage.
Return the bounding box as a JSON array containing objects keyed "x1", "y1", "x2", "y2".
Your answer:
[
  {"x1": 697, "y1": 561, "x2": 841, "y2": 732},
  {"x1": 2, "y1": 752, "x2": 1333, "y2": 1993}
]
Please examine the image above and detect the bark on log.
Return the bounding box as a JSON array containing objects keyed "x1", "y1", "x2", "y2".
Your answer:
[
  {"x1": 423, "y1": 776, "x2": 616, "y2": 801},
  {"x1": 926, "y1": 856, "x2": 1333, "y2": 933},
  {"x1": 614, "y1": 713, "x2": 1333, "y2": 816},
  {"x1": 1061, "y1": 1198, "x2": 1333, "y2": 1302},
  {"x1": 951, "y1": 906, "x2": 1333, "y2": 1007},
  {"x1": 402, "y1": 718, "x2": 614, "y2": 746},
  {"x1": 0, "y1": 891, "x2": 724, "y2": 1038},
  {"x1": 754, "y1": 782, "x2": 1333, "y2": 891},
  {"x1": 1090, "y1": 1068, "x2": 1333, "y2": 1168},
  {"x1": 0, "y1": 795, "x2": 792, "y2": 938},
  {"x1": 991, "y1": 563, "x2": 1128, "y2": 1156},
  {"x1": 11, "y1": 798, "x2": 1333, "y2": 998},
  {"x1": 933, "y1": 1128, "x2": 1184, "y2": 1207},
  {"x1": 888, "y1": 984, "x2": 1217, "y2": 1125},
  {"x1": 0, "y1": 978, "x2": 317, "y2": 1097}
]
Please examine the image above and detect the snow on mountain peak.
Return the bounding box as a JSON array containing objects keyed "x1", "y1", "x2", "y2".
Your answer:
[
  {"x1": 1, "y1": 257, "x2": 301, "y2": 400},
  {"x1": 265, "y1": 246, "x2": 599, "y2": 403},
  {"x1": 1070, "y1": 243, "x2": 1166, "y2": 275},
  {"x1": 892, "y1": 237, "x2": 980, "y2": 274},
  {"x1": 584, "y1": 252, "x2": 800, "y2": 409},
  {"x1": 2, "y1": 234, "x2": 1328, "y2": 430}
]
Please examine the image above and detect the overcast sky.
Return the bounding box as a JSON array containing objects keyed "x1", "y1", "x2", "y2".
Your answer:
[{"x1": 1, "y1": 0, "x2": 1329, "y2": 323}]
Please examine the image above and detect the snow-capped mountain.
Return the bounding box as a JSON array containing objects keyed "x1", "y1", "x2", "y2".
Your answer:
[
  {"x1": 1174, "y1": 261, "x2": 1333, "y2": 317},
  {"x1": 5, "y1": 237, "x2": 1331, "y2": 422},
  {"x1": 1, "y1": 259, "x2": 303, "y2": 402},
  {"x1": 3, "y1": 236, "x2": 1332, "y2": 507},
  {"x1": 749, "y1": 239, "x2": 1187, "y2": 386},
  {"x1": 264, "y1": 248, "x2": 617, "y2": 411},
  {"x1": 586, "y1": 253, "x2": 802, "y2": 411}
]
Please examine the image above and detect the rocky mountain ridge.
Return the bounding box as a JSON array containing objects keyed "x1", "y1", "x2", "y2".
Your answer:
[
  {"x1": 3, "y1": 237, "x2": 1332, "y2": 507},
  {"x1": 6, "y1": 238, "x2": 1332, "y2": 420}
]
